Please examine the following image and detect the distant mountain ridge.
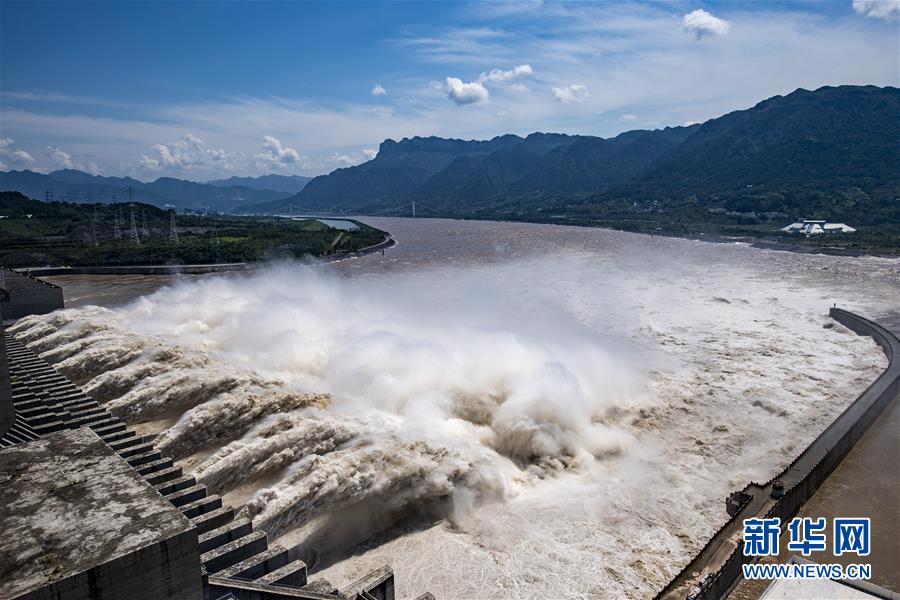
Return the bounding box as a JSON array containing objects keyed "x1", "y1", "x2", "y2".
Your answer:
[
  {"x1": 239, "y1": 85, "x2": 898, "y2": 225},
  {"x1": 207, "y1": 174, "x2": 312, "y2": 194},
  {"x1": 0, "y1": 169, "x2": 291, "y2": 212}
]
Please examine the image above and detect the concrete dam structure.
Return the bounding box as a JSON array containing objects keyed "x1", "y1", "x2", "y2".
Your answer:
[
  {"x1": 0, "y1": 316, "x2": 428, "y2": 600},
  {"x1": 0, "y1": 267, "x2": 64, "y2": 321},
  {"x1": 657, "y1": 308, "x2": 900, "y2": 600}
]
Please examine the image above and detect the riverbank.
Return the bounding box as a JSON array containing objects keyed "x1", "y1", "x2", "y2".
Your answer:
[{"x1": 12, "y1": 234, "x2": 395, "y2": 276}]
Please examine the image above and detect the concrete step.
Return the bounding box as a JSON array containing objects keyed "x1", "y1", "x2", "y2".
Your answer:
[
  {"x1": 218, "y1": 545, "x2": 289, "y2": 581},
  {"x1": 198, "y1": 518, "x2": 253, "y2": 554},
  {"x1": 60, "y1": 400, "x2": 99, "y2": 413},
  {"x1": 47, "y1": 391, "x2": 90, "y2": 404},
  {"x1": 31, "y1": 420, "x2": 67, "y2": 435},
  {"x1": 145, "y1": 465, "x2": 184, "y2": 487},
  {"x1": 126, "y1": 449, "x2": 163, "y2": 468},
  {"x1": 191, "y1": 506, "x2": 235, "y2": 535},
  {"x1": 155, "y1": 474, "x2": 196, "y2": 496},
  {"x1": 12, "y1": 397, "x2": 43, "y2": 410},
  {"x1": 255, "y1": 558, "x2": 308, "y2": 588},
  {"x1": 201, "y1": 531, "x2": 268, "y2": 574},
  {"x1": 135, "y1": 457, "x2": 174, "y2": 476},
  {"x1": 165, "y1": 484, "x2": 208, "y2": 507},
  {"x1": 68, "y1": 412, "x2": 112, "y2": 428},
  {"x1": 19, "y1": 410, "x2": 59, "y2": 426},
  {"x1": 86, "y1": 418, "x2": 122, "y2": 433},
  {"x1": 91, "y1": 420, "x2": 125, "y2": 437},
  {"x1": 118, "y1": 443, "x2": 155, "y2": 459},
  {"x1": 100, "y1": 429, "x2": 136, "y2": 444},
  {"x1": 108, "y1": 435, "x2": 145, "y2": 452},
  {"x1": 180, "y1": 495, "x2": 223, "y2": 520},
  {"x1": 68, "y1": 406, "x2": 106, "y2": 420}
]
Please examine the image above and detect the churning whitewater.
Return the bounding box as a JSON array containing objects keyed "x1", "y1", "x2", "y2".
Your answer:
[{"x1": 10, "y1": 218, "x2": 897, "y2": 599}]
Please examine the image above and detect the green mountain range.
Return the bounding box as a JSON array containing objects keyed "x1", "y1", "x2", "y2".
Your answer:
[
  {"x1": 242, "y1": 85, "x2": 898, "y2": 227},
  {"x1": 0, "y1": 169, "x2": 290, "y2": 212},
  {"x1": 207, "y1": 174, "x2": 311, "y2": 194}
]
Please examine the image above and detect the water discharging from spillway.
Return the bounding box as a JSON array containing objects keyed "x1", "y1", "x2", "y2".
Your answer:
[{"x1": 11, "y1": 219, "x2": 896, "y2": 598}]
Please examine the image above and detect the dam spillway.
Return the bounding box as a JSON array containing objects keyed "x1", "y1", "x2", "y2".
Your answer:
[{"x1": 0, "y1": 318, "x2": 417, "y2": 600}]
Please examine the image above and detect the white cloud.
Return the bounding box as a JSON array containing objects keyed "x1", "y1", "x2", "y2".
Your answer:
[
  {"x1": 256, "y1": 135, "x2": 301, "y2": 169},
  {"x1": 139, "y1": 133, "x2": 234, "y2": 173},
  {"x1": 620, "y1": 114, "x2": 638, "y2": 122},
  {"x1": 0, "y1": 138, "x2": 35, "y2": 168},
  {"x1": 682, "y1": 9, "x2": 731, "y2": 39},
  {"x1": 43, "y1": 145, "x2": 99, "y2": 174},
  {"x1": 329, "y1": 152, "x2": 357, "y2": 166},
  {"x1": 362, "y1": 148, "x2": 378, "y2": 160},
  {"x1": 684, "y1": 120, "x2": 700, "y2": 127},
  {"x1": 552, "y1": 84, "x2": 590, "y2": 103},
  {"x1": 852, "y1": 0, "x2": 900, "y2": 21},
  {"x1": 445, "y1": 77, "x2": 491, "y2": 105},
  {"x1": 45, "y1": 146, "x2": 77, "y2": 169},
  {"x1": 479, "y1": 64, "x2": 534, "y2": 83},
  {"x1": 371, "y1": 84, "x2": 387, "y2": 96}
]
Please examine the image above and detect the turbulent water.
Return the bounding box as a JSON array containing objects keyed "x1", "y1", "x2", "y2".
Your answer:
[{"x1": 13, "y1": 218, "x2": 899, "y2": 599}]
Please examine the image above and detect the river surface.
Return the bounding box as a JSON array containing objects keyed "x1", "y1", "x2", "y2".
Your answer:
[{"x1": 17, "y1": 218, "x2": 900, "y2": 598}]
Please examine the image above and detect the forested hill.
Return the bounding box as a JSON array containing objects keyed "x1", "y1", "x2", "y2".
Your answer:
[
  {"x1": 245, "y1": 85, "x2": 898, "y2": 226},
  {"x1": 0, "y1": 169, "x2": 289, "y2": 213}
]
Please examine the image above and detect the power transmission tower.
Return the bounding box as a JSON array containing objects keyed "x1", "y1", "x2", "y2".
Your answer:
[
  {"x1": 169, "y1": 211, "x2": 179, "y2": 245},
  {"x1": 141, "y1": 210, "x2": 150, "y2": 238},
  {"x1": 44, "y1": 189, "x2": 53, "y2": 202},
  {"x1": 114, "y1": 207, "x2": 122, "y2": 240},
  {"x1": 91, "y1": 207, "x2": 99, "y2": 246},
  {"x1": 412, "y1": 201, "x2": 416, "y2": 218},
  {"x1": 129, "y1": 211, "x2": 141, "y2": 245},
  {"x1": 128, "y1": 186, "x2": 134, "y2": 203}
]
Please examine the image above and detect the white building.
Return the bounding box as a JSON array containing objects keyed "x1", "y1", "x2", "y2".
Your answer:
[{"x1": 781, "y1": 220, "x2": 856, "y2": 235}]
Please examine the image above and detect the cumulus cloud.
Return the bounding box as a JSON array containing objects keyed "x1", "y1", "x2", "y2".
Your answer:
[
  {"x1": 445, "y1": 77, "x2": 490, "y2": 105},
  {"x1": 362, "y1": 148, "x2": 378, "y2": 160},
  {"x1": 552, "y1": 84, "x2": 590, "y2": 103},
  {"x1": 140, "y1": 133, "x2": 234, "y2": 172},
  {"x1": 620, "y1": 114, "x2": 638, "y2": 122},
  {"x1": 45, "y1": 145, "x2": 77, "y2": 169},
  {"x1": 478, "y1": 64, "x2": 534, "y2": 83},
  {"x1": 43, "y1": 145, "x2": 99, "y2": 174},
  {"x1": 682, "y1": 9, "x2": 731, "y2": 39},
  {"x1": 0, "y1": 138, "x2": 35, "y2": 168},
  {"x1": 371, "y1": 84, "x2": 387, "y2": 96},
  {"x1": 256, "y1": 135, "x2": 301, "y2": 169},
  {"x1": 852, "y1": 0, "x2": 900, "y2": 21}
]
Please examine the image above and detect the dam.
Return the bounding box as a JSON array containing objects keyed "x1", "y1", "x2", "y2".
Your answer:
[
  {"x1": 0, "y1": 315, "x2": 418, "y2": 600},
  {"x1": 2, "y1": 218, "x2": 898, "y2": 599}
]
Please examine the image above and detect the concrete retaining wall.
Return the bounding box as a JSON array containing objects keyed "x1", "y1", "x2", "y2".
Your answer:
[
  {"x1": 0, "y1": 267, "x2": 64, "y2": 320},
  {"x1": 21, "y1": 529, "x2": 202, "y2": 600},
  {"x1": 656, "y1": 309, "x2": 900, "y2": 600}
]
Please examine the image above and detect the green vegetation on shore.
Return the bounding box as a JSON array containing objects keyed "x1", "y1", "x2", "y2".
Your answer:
[{"x1": 0, "y1": 192, "x2": 388, "y2": 268}]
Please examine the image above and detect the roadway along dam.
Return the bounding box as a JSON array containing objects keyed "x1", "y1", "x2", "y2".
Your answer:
[{"x1": 9, "y1": 217, "x2": 900, "y2": 599}]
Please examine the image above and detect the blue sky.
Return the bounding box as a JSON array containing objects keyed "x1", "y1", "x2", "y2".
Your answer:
[{"x1": 1, "y1": 0, "x2": 898, "y2": 180}]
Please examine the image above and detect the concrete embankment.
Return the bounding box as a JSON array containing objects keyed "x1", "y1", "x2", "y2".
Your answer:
[{"x1": 657, "y1": 308, "x2": 900, "y2": 600}]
